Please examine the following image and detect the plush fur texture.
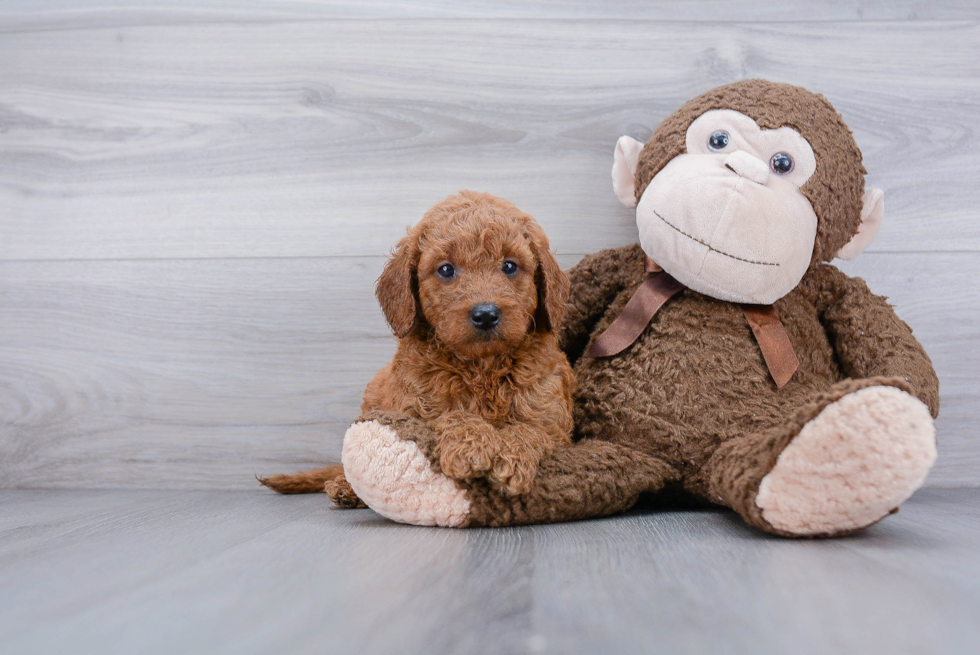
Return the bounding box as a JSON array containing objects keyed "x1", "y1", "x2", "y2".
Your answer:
[
  {"x1": 265, "y1": 82, "x2": 941, "y2": 539},
  {"x1": 261, "y1": 191, "x2": 575, "y2": 500},
  {"x1": 346, "y1": 240, "x2": 938, "y2": 533},
  {"x1": 755, "y1": 385, "x2": 936, "y2": 536},
  {"x1": 342, "y1": 238, "x2": 939, "y2": 534},
  {"x1": 561, "y1": 244, "x2": 938, "y2": 534},
  {"x1": 342, "y1": 419, "x2": 470, "y2": 527},
  {"x1": 348, "y1": 409, "x2": 678, "y2": 527}
]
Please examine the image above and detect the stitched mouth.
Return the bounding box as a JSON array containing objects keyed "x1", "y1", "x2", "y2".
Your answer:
[{"x1": 652, "y1": 209, "x2": 779, "y2": 267}]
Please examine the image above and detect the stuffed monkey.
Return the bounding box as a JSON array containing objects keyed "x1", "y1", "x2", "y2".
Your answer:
[{"x1": 318, "y1": 80, "x2": 941, "y2": 537}]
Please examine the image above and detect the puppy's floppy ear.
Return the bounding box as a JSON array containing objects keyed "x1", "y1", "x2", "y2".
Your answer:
[
  {"x1": 526, "y1": 220, "x2": 570, "y2": 333},
  {"x1": 376, "y1": 232, "x2": 420, "y2": 338}
]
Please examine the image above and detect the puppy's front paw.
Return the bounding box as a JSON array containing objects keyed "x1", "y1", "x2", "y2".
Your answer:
[
  {"x1": 439, "y1": 432, "x2": 497, "y2": 482},
  {"x1": 488, "y1": 447, "x2": 538, "y2": 496}
]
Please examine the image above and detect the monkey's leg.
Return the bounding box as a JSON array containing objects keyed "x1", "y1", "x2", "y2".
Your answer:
[
  {"x1": 343, "y1": 410, "x2": 678, "y2": 528},
  {"x1": 703, "y1": 377, "x2": 936, "y2": 537},
  {"x1": 466, "y1": 440, "x2": 679, "y2": 527}
]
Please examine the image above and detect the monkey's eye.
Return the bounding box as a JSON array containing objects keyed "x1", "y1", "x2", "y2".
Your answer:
[
  {"x1": 436, "y1": 263, "x2": 456, "y2": 279},
  {"x1": 770, "y1": 152, "x2": 794, "y2": 175},
  {"x1": 708, "y1": 131, "x2": 730, "y2": 151},
  {"x1": 502, "y1": 261, "x2": 518, "y2": 277}
]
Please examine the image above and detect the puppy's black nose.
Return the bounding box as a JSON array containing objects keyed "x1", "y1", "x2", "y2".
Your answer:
[{"x1": 469, "y1": 303, "x2": 501, "y2": 331}]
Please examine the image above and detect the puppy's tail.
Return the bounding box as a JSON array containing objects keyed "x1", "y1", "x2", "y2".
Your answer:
[{"x1": 257, "y1": 463, "x2": 344, "y2": 494}]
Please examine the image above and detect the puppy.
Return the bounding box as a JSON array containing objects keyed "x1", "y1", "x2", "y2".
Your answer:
[{"x1": 261, "y1": 191, "x2": 574, "y2": 501}]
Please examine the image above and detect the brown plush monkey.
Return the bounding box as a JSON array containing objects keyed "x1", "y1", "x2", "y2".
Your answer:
[{"x1": 331, "y1": 80, "x2": 940, "y2": 537}]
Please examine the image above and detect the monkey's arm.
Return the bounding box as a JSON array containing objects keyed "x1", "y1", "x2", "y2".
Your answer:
[
  {"x1": 559, "y1": 244, "x2": 643, "y2": 365},
  {"x1": 805, "y1": 264, "x2": 940, "y2": 417}
]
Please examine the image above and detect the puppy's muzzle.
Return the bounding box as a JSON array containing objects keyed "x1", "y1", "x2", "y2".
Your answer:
[{"x1": 469, "y1": 303, "x2": 501, "y2": 331}]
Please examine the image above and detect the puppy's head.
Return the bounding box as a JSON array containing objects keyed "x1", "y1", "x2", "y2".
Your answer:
[{"x1": 376, "y1": 191, "x2": 568, "y2": 358}]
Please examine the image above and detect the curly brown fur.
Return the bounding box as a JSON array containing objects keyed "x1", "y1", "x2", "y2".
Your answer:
[
  {"x1": 261, "y1": 191, "x2": 574, "y2": 499},
  {"x1": 705, "y1": 375, "x2": 914, "y2": 536},
  {"x1": 559, "y1": 243, "x2": 938, "y2": 535},
  {"x1": 544, "y1": 85, "x2": 939, "y2": 535},
  {"x1": 359, "y1": 408, "x2": 678, "y2": 527},
  {"x1": 268, "y1": 84, "x2": 938, "y2": 537},
  {"x1": 551, "y1": 83, "x2": 938, "y2": 532},
  {"x1": 324, "y1": 473, "x2": 367, "y2": 508}
]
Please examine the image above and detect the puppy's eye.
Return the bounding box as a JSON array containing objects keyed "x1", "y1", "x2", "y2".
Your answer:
[
  {"x1": 708, "y1": 130, "x2": 730, "y2": 151},
  {"x1": 436, "y1": 263, "x2": 456, "y2": 279},
  {"x1": 502, "y1": 261, "x2": 518, "y2": 277},
  {"x1": 770, "y1": 152, "x2": 794, "y2": 175}
]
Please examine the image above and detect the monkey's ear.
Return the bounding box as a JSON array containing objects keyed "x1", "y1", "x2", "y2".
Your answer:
[
  {"x1": 612, "y1": 136, "x2": 644, "y2": 208},
  {"x1": 836, "y1": 188, "x2": 884, "y2": 260},
  {"x1": 375, "y1": 233, "x2": 420, "y2": 337}
]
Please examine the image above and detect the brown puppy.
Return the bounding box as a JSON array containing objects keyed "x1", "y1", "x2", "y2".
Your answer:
[{"x1": 261, "y1": 191, "x2": 573, "y2": 500}]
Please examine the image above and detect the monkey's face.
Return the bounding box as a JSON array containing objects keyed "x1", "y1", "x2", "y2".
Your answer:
[{"x1": 634, "y1": 109, "x2": 819, "y2": 304}]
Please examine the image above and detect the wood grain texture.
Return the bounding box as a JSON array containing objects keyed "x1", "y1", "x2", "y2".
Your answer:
[
  {"x1": 0, "y1": 488, "x2": 978, "y2": 654},
  {"x1": 4, "y1": 0, "x2": 980, "y2": 28},
  {"x1": 0, "y1": 257, "x2": 394, "y2": 488},
  {"x1": 1, "y1": 19, "x2": 979, "y2": 260},
  {"x1": 1, "y1": 253, "x2": 976, "y2": 488},
  {"x1": 1, "y1": 5, "x2": 978, "y2": 489}
]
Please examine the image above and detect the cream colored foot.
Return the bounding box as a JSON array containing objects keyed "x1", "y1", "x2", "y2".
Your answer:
[
  {"x1": 342, "y1": 420, "x2": 470, "y2": 527},
  {"x1": 756, "y1": 386, "x2": 936, "y2": 536}
]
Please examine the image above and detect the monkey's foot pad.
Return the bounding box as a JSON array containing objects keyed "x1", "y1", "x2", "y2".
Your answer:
[
  {"x1": 342, "y1": 420, "x2": 471, "y2": 527},
  {"x1": 756, "y1": 385, "x2": 936, "y2": 536}
]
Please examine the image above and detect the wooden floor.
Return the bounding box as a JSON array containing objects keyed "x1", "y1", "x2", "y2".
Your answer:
[{"x1": 0, "y1": 488, "x2": 977, "y2": 655}]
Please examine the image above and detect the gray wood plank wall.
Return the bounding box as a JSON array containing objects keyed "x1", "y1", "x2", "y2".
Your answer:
[{"x1": 2, "y1": 1, "x2": 978, "y2": 488}]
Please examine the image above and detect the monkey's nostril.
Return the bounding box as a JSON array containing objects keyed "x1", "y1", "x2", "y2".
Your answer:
[
  {"x1": 469, "y1": 303, "x2": 502, "y2": 331},
  {"x1": 724, "y1": 150, "x2": 770, "y2": 185}
]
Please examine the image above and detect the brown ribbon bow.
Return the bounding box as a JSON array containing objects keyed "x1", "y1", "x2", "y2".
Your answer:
[{"x1": 585, "y1": 257, "x2": 800, "y2": 389}]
